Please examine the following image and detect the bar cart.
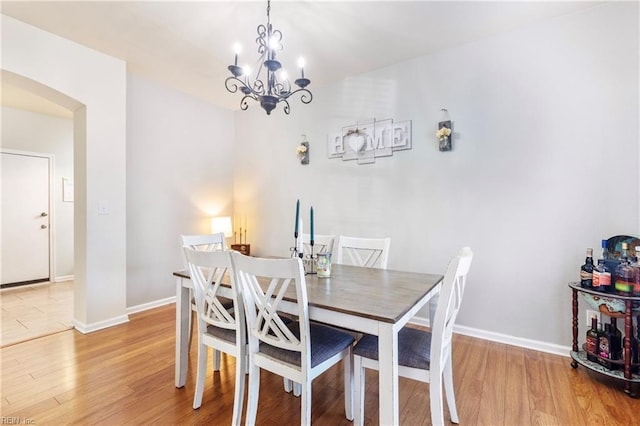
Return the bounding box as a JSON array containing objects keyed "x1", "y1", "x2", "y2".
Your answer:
[{"x1": 569, "y1": 282, "x2": 640, "y2": 397}]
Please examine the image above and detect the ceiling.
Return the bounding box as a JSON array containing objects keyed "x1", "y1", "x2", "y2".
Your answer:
[{"x1": 1, "y1": 1, "x2": 603, "y2": 115}]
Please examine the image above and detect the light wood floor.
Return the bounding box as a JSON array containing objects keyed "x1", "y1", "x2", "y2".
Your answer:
[
  {"x1": 0, "y1": 281, "x2": 73, "y2": 348},
  {"x1": 1, "y1": 304, "x2": 638, "y2": 425}
]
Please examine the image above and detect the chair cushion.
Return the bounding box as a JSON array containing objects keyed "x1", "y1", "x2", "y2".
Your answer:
[
  {"x1": 191, "y1": 296, "x2": 234, "y2": 311},
  {"x1": 218, "y1": 296, "x2": 235, "y2": 310},
  {"x1": 259, "y1": 321, "x2": 355, "y2": 368},
  {"x1": 353, "y1": 326, "x2": 432, "y2": 370},
  {"x1": 206, "y1": 315, "x2": 293, "y2": 344},
  {"x1": 206, "y1": 324, "x2": 237, "y2": 343}
]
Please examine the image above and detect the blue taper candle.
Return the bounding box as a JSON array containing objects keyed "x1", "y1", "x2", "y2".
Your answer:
[
  {"x1": 310, "y1": 206, "x2": 314, "y2": 244},
  {"x1": 294, "y1": 199, "x2": 300, "y2": 238}
]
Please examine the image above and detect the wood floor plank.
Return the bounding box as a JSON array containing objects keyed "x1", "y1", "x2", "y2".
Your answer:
[
  {"x1": 477, "y1": 341, "x2": 507, "y2": 425},
  {"x1": 452, "y1": 335, "x2": 489, "y2": 425},
  {"x1": 524, "y1": 349, "x2": 560, "y2": 424},
  {"x1": 544, "y1": 352, "x2": 586, "y2": 426},
  {"x1": 504, "y1": 345, "x2": 532, "y2": 425}
]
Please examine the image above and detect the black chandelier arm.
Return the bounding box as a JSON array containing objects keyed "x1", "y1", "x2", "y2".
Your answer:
[
  {"x1": 225, "y1": 76, "x2": 266, "y2": 98},
  {"x1": 240, "y1": 94, "x2": 255, "y2": 111},
  {"x1": 272, "y1": 80, "x2": 289, "y2": 96},
  {"x1": 282, "y1": 99, "x2": 291, "y2": 115},
  {"x1": 225, "y1": 76, "x2": 245, "y2": 94},
  {"x1": 252, "y1": 78, "x2": 265, "y2": 95},
  {"x1": 286, "y1": 88, "x2": 313, "y2": 105}
]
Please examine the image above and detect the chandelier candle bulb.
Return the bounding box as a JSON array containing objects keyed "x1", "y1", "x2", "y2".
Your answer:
[
  {"x1": 233, "y1": 43, "x2": 241, "y2": 66},
  {"x1": 298, "y1": 57, "x2": 305, "y2": 79}
]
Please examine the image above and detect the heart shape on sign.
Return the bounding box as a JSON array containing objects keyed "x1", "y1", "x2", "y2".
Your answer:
[{"x1": 347, "y1": 132, "x2": 366, "y2": 153}]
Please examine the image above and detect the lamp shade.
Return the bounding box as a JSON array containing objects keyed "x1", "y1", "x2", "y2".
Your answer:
[{"x1": 211, "y1": 216, "x2": 232, "y2": 238}]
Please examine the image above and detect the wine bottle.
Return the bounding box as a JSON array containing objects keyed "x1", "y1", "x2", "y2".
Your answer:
[
  {"x1": 580, "y1": 248, "x2": 594, "y2": 289},
  {"x1": 608, "y1": 318, "x2": 622, "y2": 370},
  {"x1": 586, "y1": 316, "x2": 599, "y2": 362},
  {"x1": 598, "y1": 323, "x2": 613, "y2": 369},
  {"x1": 593, "y1": 259, "x2": 611, "y2": 293},
  {"x1": 593, "y1": 242, "x2": 611, "y2": 293},
  {"x1": 614, "y1": 242, "x2": 634, "y2": 295}
]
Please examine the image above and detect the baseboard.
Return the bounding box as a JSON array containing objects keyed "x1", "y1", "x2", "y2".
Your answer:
[
  {"x1": 54, "y1": 275, "x2": 74, "y2": 282},
  {"x1": 127, "y1": 296, "x2": 176, "y2": 315},
  {"x1": 72, "y1": 297, "x2": 176, "y2": 333},
  {"x1": 73, "y1": 314, "x2": 129, "y2": 334},
  {"x1": 410, "y1": 316, "x2": 571, "y2": 358}
]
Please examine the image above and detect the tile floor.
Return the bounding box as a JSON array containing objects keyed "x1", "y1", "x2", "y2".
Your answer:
[{"x1": 0, "y1": 280, "x2": 73, "y2": 347}]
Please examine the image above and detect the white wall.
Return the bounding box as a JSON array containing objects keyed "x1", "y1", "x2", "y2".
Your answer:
[
  {"x1": 2, "y1": 15, "x2": 128, "y2": 331},
  {"x1": 126, "y1": 73, "x2": 236, "y2": 308},
  {"x1": 1, "y1": 106, "x2": 74, "y2": 279},
  {"x1": 234, "y1": 3, "x2": 639, "y2": 347}
]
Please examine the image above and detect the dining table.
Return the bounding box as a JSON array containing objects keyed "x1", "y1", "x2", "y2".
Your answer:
[{"x1": 174, "y1": 262, "x2": 443, "y2": 425}]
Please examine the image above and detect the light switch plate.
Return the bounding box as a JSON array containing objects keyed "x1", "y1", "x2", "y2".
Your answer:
[{"x1": 585, "y1": 309, "x2": 601, "y2": 328}]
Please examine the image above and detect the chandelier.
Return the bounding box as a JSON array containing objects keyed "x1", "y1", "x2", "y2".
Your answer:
[{"x1": 225, "y1": 0, "x2": 312, "y2": 115}]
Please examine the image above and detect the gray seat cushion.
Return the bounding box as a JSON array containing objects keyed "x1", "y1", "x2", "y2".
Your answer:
[
  {"x1": 191, "y1": 296, "x2": 234, "y2": 312},
  {"x1": 205, "y1": 315, "x2": 293, "y2": 344},
  {"x1": 218, "y1": 296, "x2": 234, "y2": 309},
  {"x1": 259, "y1": 321, "x2": 355, "y2": 368},
  {"x1": 353, "y1": 327, "x2": 432, "y2": 370},
  {"x1": 206, "y1": 324, "x2": 237, "y2": 343}
]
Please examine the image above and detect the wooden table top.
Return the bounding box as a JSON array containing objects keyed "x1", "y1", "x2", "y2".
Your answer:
[{"x1": 175, "y1": 263, "x2": 443, "y2": 324}]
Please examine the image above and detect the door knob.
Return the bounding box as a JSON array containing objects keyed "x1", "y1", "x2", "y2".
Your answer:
[
  {"x1": 41, "y1": 224, "x2": 47, "y2": 229},
  {"x1": 40, "y1": 212, "x2": 48, "y2": 217}
]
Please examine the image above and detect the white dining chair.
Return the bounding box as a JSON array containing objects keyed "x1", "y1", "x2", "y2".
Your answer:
[
  {"x1": 352, "y1": 247, "x2": 473, "y2": 426},
  {"x1": 181, "y1": 233, "x2": 227, "y2": 255},
  {"x1": 183, "y1": 247, "x2": 246, "y2": 425},
  {"x1": 232, "y1": 252, "x2": 355, "y2": 425},
  {"x1": 180, "y1": 233, "x2": 232, "y2": 362},
  {"x1": 300, "y1": 233, "x2": 335, "y2": 257},
  {"x1": 334, "y1": 235, "x2": 391, "y2": 269}
]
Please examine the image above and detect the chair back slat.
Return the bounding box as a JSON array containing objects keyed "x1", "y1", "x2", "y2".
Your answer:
[
  {"x1": 183, "y1": 248, "x2": 241, "y2": 332},
  {"x1": 233, "y1": 254, "x2": 311, "y2": 359},
  {"x1": 180, "y1": 233, "x2": 227, "y2": 269},
  {"x1": 300, "y1": 234, "x2": 335, "y2": 257},
  {"x1": 335, "y1": 236, "x2": 391, "y2": 269}
]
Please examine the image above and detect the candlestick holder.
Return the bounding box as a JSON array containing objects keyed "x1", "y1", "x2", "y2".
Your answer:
[
  {"x1": 290, "y1": 246, "x2": 303, "y2": 259},
  {"x1": 291, "y1": 233, "x2": 304, "y2": 260},
  {"x1": 303, "y1": 242, "x2": 316, "y2": 275},
  {"x1": 304, "y1": 254, "x2": 317, "y2": 275}
]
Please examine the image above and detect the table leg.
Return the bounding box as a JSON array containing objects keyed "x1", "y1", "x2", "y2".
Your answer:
[
  {"x1": 175, "y1": 277, "x2": 190, "y2": 388},
  {"x1": 378, "y1": 322, "x2": 399, "y2": 426}
]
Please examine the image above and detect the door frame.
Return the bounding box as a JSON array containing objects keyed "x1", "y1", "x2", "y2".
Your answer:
[{"x1": 1, "y1": 148, "x2": 55, "y2": 283}]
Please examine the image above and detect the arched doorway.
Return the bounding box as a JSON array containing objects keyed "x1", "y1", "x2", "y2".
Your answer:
[{"x1": 2, "y1": 14, "x2": 128, "y2": 331}]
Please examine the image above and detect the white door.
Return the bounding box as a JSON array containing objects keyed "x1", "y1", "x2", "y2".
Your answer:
[{"x1": 1, "y1": 152, "x2": 50, "y2": 285}]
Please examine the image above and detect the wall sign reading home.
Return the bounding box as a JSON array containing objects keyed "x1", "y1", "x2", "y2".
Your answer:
[{"x1": 327, "y1": 119, "x2": 411, "y2": 164}]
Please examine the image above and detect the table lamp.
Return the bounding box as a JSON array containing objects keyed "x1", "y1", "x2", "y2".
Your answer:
[{"x1": 210, "y1": 216, "x2": 232, "y2": 238}]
